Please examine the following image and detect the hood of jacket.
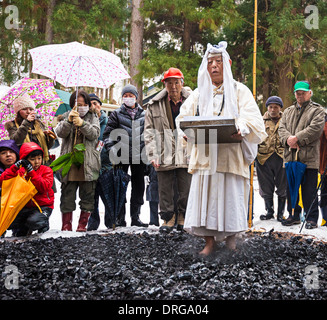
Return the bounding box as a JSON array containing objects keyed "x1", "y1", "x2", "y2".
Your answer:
[{"x1": 19, "y1": 142, "x2": 44, "y2": 160}]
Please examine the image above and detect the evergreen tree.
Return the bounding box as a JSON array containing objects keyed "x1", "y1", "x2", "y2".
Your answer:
[
  {"x1": 137, "y1": 0, "x2": 237, "y2": 90},
  {"x1": 221, "y1": 0, "x2": 327, "y2": 110}
]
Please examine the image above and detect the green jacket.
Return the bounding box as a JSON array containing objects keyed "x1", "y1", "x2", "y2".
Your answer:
[{"x1": 278, "y1": 100, "x2": 325, "y2": 169}]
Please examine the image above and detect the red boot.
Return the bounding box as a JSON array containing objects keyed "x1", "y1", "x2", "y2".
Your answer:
[
  {"x1": 62, "y1": 212, "x2": 73, "y2": 231},
  {"x1": 76, "y1": 211, "x2": 91, "y2": 232}
]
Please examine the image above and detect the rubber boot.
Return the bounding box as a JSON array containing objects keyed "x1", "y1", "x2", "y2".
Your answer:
[
  {"x1": 260, "y1": 199, "x2": 274, "y2": 220},
  {"x1": 277, "y1": 197, "x2": 286, "y2": 222},
  {"x1": 321, "y1": 206, "x2": 327, "y2": 226},
  {"x1": 131, "y1": 205, "x2": 148, "y2": 227},
  {"x1": 76, "y1": 211, "x2": 91, "y2": 232},
  {"x1": 61, "y1": 212, "x2": 73, "y2": 231}
]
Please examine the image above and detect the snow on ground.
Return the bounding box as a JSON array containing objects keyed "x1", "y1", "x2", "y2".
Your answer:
[
  {"x1": 3, "y1": 144, "x2": 327, "y2": 242},
  {"x1": 25, "y1": 171, "x2": 327, "y2": 243}
]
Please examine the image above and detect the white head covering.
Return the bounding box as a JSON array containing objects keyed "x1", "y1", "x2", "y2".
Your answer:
[{"x1": 197, "y1": 41, "x2": 238, "y2": 118}]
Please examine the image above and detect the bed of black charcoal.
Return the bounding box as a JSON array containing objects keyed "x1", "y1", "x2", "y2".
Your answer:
[{"x1": 0, "y1": 231, "x2": 327, "y2": 300}]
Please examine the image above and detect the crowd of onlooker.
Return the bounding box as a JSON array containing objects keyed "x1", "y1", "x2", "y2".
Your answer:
[{"x1": 0, "y1": 73, "x2": 326, "y2": 240}]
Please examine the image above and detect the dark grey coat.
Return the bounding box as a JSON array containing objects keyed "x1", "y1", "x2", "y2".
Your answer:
[{"x1": 103, "y1": 103, "x2": 145, "y2": 165}]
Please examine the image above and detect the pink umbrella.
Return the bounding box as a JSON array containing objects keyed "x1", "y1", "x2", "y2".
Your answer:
[
  {"x1": 29, "y1": 41, "x2": 130, "y2": 89},
  {"x1": 0, "y1": 77, "x2": 63, "y2": 140}
]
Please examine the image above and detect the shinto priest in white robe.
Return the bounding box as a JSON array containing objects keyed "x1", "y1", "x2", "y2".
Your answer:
[{"x1": 175, "y1": 42, "x2": 267, "y2": 241}]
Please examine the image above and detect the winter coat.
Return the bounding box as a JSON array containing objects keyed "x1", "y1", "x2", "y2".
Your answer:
[
  {"x1": 103, "y1": 104, "x2": 145, "y2": 165},
  {"x1": 144, "y1": 87, "x2": 191, "y2": 171},
  {"x1": 279, "y1": 100, "x2": 325, "y2": 169},
  {"x1": 0, "y1": 143, "x2": 54, "y2": 209},
  {"x1": 55, "y1": 110, "x2": 101, "y2": 182},
  {"x1": 0, "y1": 139, "x2": 20, "y2": 175},
  {"x1": 320, "y1": 113, "x2": 327, "y2": 175},
  {"x1": 256, "y1": 111, "x2": 284, "y2": 165},
  {"x1": 5, "y1": 119, "x2": 55, "y2": 150}
]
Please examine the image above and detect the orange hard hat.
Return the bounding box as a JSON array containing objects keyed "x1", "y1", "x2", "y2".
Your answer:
[{"x1": 161, "y1": 67, "x2": 184, "y2": 82}]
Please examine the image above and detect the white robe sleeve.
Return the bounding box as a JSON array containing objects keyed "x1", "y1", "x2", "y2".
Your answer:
[
  {"x1": 236, "y1": 82, "x2": 267, "y2": 164},
  {"x1": 175, "y1": 89, "x2": 199, "y2": 138}
]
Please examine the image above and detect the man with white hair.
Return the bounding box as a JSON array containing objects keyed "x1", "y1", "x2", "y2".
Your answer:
[
  {"x1": 144, "y1": 68, "x2": 192, "y2": 232},
  {"x1": 176, "y1": 42, "x2": 267, "y2": 255}
]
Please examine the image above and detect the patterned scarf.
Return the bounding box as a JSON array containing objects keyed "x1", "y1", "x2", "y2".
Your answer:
[{"x1": 15, "y1": 120, "x2": 49, "y2": 163}]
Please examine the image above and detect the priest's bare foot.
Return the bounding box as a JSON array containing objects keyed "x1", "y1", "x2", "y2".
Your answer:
[
  {"x1": 225, "y1": 234, "x2": 236, "y2": 250},
  {"x1": 199, "y1": 236, "x2": 216, "y2": 256}
]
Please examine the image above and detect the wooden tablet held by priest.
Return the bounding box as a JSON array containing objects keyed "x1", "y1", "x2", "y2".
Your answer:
[{"x1": 179, "y1": 116, "x2": 240, "y2": 144}]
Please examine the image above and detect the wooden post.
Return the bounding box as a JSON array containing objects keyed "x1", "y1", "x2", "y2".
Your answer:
[{"x1": 248, "y1": 0, "x2": 258, "y2": 229}]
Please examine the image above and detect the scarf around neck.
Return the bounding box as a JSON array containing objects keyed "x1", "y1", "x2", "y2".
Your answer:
[{"x1": 15, "y1": 119, "x2": 49, "y2": 163}]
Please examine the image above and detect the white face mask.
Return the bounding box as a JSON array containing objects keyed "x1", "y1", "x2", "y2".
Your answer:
[
  {"x1": 123, "y1": 97, "x2": 136, "y2": 107},
  {"x1": 77, "y1": 105, "x2": 89, "y2": 117}
]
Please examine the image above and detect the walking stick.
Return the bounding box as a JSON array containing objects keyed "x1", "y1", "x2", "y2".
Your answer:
[{"x1": 299, "y1": 163, "x2": 327, "y2": 233}]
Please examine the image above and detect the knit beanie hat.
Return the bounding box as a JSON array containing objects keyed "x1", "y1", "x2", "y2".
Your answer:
[
  {"x1": 13, "y1": 94, "x2": 35, "y2": 114},
  {"x1": 121, "y1": 84, "x2": 138, "y2": 99},
  {"x1": 89, "y1": 93, "x2": 102, "y2": 105},
  {"x1": 265, "y1": 96, "x2": 283, "y2": 109}
]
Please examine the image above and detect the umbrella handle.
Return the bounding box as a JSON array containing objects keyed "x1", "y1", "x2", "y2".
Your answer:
[
  {"x1": 74, "y1": 128, "x2": 78, "y2": 146},
  {"x1": 31, "y1": 198, "x2": 42, "y2": 213},
  {"x1": 295, "y1": 148, "x2": 299, "y2": 161},
  {"x1": 289, "y1": 147, "x2": 300, "y2": 161}
]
